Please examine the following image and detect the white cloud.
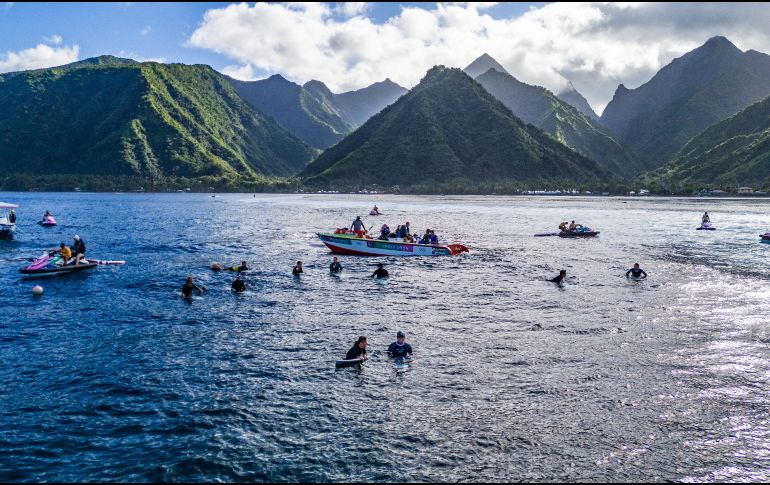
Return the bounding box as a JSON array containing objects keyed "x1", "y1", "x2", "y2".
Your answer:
[
  {"x1": 140, "y1": 25, "x2": 151, "y2": 36},
  {"x1": 43, "y1": 34, "x2": 63, "y2": 45},
  {"x1": 187, "y1": 2, "x2": 770, "y2": 113},
  {"x1": 334, "y1": 2, "x2": 370, "y2": 18},
  {"x1": 0, "y1": 43, "x2": 79, "y2": 73}
]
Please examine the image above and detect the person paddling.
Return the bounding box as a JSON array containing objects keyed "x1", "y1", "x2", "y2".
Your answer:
[
  {"x1": 345, "y1": 336, "x2": 369, "y2": 361},
  {"x1": 181, "y1": 275, "x2": 204, "y2": 299},
  {"x1": 550, "y1": 269, "x2": 567, "y2": 284},
  {"x1": 626, "y1": 263, "x2": 647, "y2": 279},
  {"x1": 372, "y1": 262, "x2": 389, "y2": 279},
  {"x1": 387, "y1": 331, "x2": 413, "y2": 359}
]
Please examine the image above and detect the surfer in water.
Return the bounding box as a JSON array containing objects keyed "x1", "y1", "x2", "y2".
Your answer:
[
  {"x1": 231, "y1": 275, "x2": 246, "y2": 292},
  {"x1": 550, "y1": 269, "x2": 567, "y2": 284},
  {"x1": 345, "y1": 336, "x2": 369, "y2": 360},
  {"x1": 372, "y1": 262, "x2": 389, "y2": 279},
  {"x1": 626, "y1": 263, "x2": 647, "y2": 279},
  {"x1": 330, "y1": 256, "x2": 343, "y2": 274},
  {"x1": 387, "y1": 331, "x2": 413, "y2": 359},
  {"x1": 292, "y1": 261, "x2": 304, "y2": 276},
  {"x1": 181, "y1": 275, "x2": 205, "y2": 299}
]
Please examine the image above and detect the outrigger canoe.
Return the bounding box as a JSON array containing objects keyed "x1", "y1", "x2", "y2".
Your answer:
[{"x1": 318, "y1": 232, "x2": 468, "y2": 256}]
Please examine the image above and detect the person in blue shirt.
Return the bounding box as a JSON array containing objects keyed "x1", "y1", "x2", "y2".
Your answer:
[
  {"x1": 626, "y1": 263, "x2": 647, "y2": 279},
  {"x1": 387, "y1": 331, "x2": 413, "y2": 358},
  {"x1": 429, "y1": 230, "x2": 439, "y2": 244}
]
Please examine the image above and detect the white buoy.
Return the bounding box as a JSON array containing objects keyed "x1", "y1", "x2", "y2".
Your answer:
[{"x1": 32, "y1": 285, "x2": 44, "y2": 296}]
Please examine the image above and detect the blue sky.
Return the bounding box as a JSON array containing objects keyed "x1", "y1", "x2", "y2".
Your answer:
[
  {"x1": 2, "y1": 3, "x2": 769, "y2": 111},
  {"x1": 0, "y1": 2, "x2": 539, "y2": 70}
]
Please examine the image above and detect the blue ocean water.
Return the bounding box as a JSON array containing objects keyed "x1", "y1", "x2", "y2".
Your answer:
[{"x1": 2, "y1": 192, "x2": 770, "y2": 481}]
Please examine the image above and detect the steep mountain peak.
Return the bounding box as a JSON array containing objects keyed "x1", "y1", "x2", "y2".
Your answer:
[
  {"x1": 303, "y1": 79, "x2": 335, "y2": 98},
  {"x1": 701, "y1": 35, "x2": 739, "y2": 51},
  {"x1": 463, "y1": 53, "x2": 509, "y2": 79},
  {"x1": 557, "y1": 80, "x2": 599, "y2": 121}
]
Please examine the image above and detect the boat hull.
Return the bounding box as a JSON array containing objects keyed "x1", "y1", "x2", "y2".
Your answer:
[
  {"x1": 318, "y1": 233, "x2": 468, "y2": 256},
  {"x1": 20, "y1": 262, "x2": 97, "y2": 276},
  {"x1": 0, "y1": 223, "x2": 15, "y2": 240},
  {"x1": 558, "y1": 231, "x2": 600, "y2": 238}
]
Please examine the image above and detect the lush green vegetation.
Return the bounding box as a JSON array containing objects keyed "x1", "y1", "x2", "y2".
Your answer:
[
  {"x1": 301, "y1": 66, "x2": 611, "y2": 188},
  {"x1": 601, "y1": 37, "x2": 770, "y2": 170},
  {"x1": 475, "y1": 68, "x2": 640, "y2": 177},
  {"x1": 649, "y1": 93, "x2": 770, "y2": 190},
  {"x1": 0, "y1": 56, "x2": 316, "y2": 184}
]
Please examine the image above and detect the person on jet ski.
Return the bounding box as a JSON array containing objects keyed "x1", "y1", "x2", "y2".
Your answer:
[
  {"x1": 72, "y1": 235, "x2": 86, "y2": 265},
  {"x1": 702, "y1": 212, "x2": 710, "y2": 224}
]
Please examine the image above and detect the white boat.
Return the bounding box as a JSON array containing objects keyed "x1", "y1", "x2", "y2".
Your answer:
[
  {"x1": 318, "y1": 231, "x2": 468, "y2": 256},
  {"x1": 0, "y1": 202, "x2": 19, "y2": 240}
]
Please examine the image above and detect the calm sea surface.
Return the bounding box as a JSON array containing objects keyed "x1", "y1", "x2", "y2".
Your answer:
[{"x1": 2, "y1": 192, "x2": 770, "y2": 482}]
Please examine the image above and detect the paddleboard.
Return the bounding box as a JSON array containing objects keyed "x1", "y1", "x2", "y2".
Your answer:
[
  {"x1": 392, "y1": 356, "x2": 413, "y2": 372},
  {"x1": 336, "y1": 358, "x2": 365, "y2": 368}
]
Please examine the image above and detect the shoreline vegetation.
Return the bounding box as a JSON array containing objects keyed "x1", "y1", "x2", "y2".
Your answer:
[{"x1": 2, "y1": 174, "x2": 768, "y2": 197}]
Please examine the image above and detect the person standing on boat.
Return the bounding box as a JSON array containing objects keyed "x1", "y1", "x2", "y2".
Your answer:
[
  {"x1": 330, "y1": 257, "x2": 343, "y2": 274},
  {"x1": 702, "y1": 212, "x2": 710, "y2": 224},
  {"x1": 372, "y1": 262, "x2": 389, "y2": 279},
  {"x1": 403, "y1": 221, "x2": 412, "y2": 237},
  {"x1": 345, "y1": 336, "x2": 369, "y2": 360},
  {"x1": 387, "y1": 331, "x2": 413, "y2": 359},
  {"x1": 72, "y1": 235, "x2": 86, "y2": 265},
  {"x1": 350, "y1": 216, "x2": 367, "y2": 237},
  {"x1": 57, "y1": 242, "x2": 72, "y2": 266},
  {"x1": 292, "y1": 261, "x2": 304, "y2": 276},
  {"x1": 8, "y1": 209, "x2": 16, "y2": 224}
]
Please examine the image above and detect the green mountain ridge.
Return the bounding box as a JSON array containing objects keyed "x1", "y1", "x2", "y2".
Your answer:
[
  {"x1": 0, "y1": 56, "x2": 316, "y2": 186},
  {"x1": 474, "y1": 67, "x2": 640, "y2": 177},
  {"x1": 601, "y1": 36, "x2": 770, "y2": 170},
  {"x1": 655, "y1": 93, "x2": 770, "y2": 188},
  {"x1": 301, "y1": 66, "x2": 611, "y2": 189}
]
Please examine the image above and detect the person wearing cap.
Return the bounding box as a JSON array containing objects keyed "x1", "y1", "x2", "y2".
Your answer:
[
  {"x1": 57, "y1": 242, "x2": 72, "y2": 266},
  {"x1": 371, "y1": 262, "x2": 389, "y2": 279},
  {"x1": 329, "y1": 256, "x2": 343, "y2": 274},
  {"x1": 231, "y1": 274, "x2": 246, "y2": 292},
  {"x1": 387, "y1": 331, "x2": 413, "y2": 359},
  {"x1": 72, "y1": 235, "x2": 86, "y2": 265}
]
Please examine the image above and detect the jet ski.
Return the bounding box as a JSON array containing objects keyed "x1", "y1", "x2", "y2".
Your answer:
[{"x1": 20, "y1": 252, "x2": 97, "y2": 276}]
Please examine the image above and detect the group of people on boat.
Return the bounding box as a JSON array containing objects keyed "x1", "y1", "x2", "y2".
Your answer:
[
  {"x1": 54, "y1": 235, "x2": 86, "y2": 266},
  {"x1": 558, "y1": 220, "x2": 590, "y2": 234},
  {"x1": 344, "y1": 331, "x2": 413, "y2": 362},
  {"x1": 348, "y1": 215, "x2": 442, "y2": 245}
]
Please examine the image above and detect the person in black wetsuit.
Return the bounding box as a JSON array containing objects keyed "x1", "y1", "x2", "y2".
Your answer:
[
  {"x1": 550, "y1": 269, "x2": 567, "y2": 284},
  {"x1": 292, "y1": 261, "x2": 303, "y2": 276},
  {"x1": 330, "y1": 256, "x2": 343, "y2": 274},
  {"x1": 72, "y1": 235, "x2": 86, "y2": 265},
  {"x1": 372, "y1": 262, "x2": 389, "y2": 279},
  {"x1": 387, "y1": 331, "x2": 413, "y2": 358},
  {"x1": 230, "y1": 261, "x2": 248, "y2": 272},
  {"x1": 231, "y1": 275, "x2": 246, "y2": 292},
  {"x1": 345, "y1": 336, "x2": 368, "y2": 360},
  {"x1": 626, "y1": 263, "x2": 647, "y2": 279},
  {"x1": 181, "y1": 275, "x2": 204, "y2": 299}
]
